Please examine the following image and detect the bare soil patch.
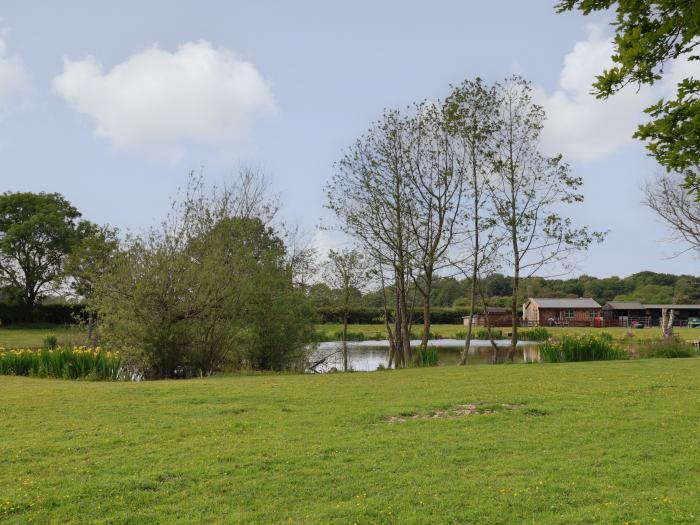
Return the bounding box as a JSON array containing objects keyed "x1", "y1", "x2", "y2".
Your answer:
[{"x1": 385, "y1": 402, "x2": 522, "y2": 423}]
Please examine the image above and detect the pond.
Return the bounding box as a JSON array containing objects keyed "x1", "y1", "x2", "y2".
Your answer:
[{"x1": 310, "y1": 339, "x2": 541, "y2": 372}]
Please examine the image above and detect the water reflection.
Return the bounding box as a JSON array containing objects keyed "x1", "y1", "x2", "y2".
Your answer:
[{"x1": 311, "y1": 339, "x2": 541, "y2": 372}]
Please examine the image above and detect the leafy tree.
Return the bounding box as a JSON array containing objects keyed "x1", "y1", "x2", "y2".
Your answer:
[
  {"x1": 487, "y1": 76, "x2": 604, "y2": 356},
  {"x1": 91, "y1": 174, "x2": 315, "y2": 378},
  {"x1": 556, "y1": 0, "x2": 700, "y2": 192},
  {"x1": 323, "y1": 248, "x2": 369, "y2": 371},
  {"x1": 0, "y1": 192, "x2": 86, "y2": 308}
]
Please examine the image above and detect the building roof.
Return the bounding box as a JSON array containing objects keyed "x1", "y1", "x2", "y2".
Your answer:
[
  {"x1": 485, "y1": 306, "x2": 508, "y2": 313},
  {"x1": 603, "y1": 301, "x2": 645, "y2": 310},
  {"x1": 529, "y1": 298, "x2": 601, "y2": 309},
  {"x1": 644, "y1": 304, "x2": 700, "y2": 310}
]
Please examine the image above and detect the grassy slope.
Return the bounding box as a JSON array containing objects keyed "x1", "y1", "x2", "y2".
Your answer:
[{"x1": 2, "y1": 359, "x2": 700, "y2": 523}]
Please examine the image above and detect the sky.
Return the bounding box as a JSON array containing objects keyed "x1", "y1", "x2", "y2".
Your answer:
[{"x1": 0, "y1": 1, "x2": 698, "y2": 278}]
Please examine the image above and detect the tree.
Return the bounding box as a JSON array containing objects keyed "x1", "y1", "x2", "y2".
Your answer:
[
  {"x1": 91, "y1": 173, "x2": 315, "y2": 378},
  {"x1": 0, "y1": 192, "x2": 86, "y2": 308},
  {"x1": 327, "y1": 110, "x2": 417, "y2": 368},
  {"x1": 643, "y1": 171, "x2": 700, "y2": 254},
  {"x1": 406, "y1": 101, "x2": 469, "y2": 347},
  {"x1": 487, "y1": 77, "x2": 604, "y2": 357},
  {"x1": 444, "y1": 77, "x2": 502, "y2": 365},
  {"x1": 64, "y1": 222, "x2": 119, "y2": 345},
  {"x1": 556, "y1": 0, "x2": 700, "y2": 192},
  {"x1": 323, "y1": 248, "x2": 369, "y2": 371}
]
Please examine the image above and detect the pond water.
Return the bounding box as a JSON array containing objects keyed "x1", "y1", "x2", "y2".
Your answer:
[{"x1": 310, "y1": 339, "x2": 541, "y2": 372}]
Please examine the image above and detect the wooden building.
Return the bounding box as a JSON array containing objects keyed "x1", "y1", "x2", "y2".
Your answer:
[
  {"x1": 464, "y1": 306, "x2": 512, "y2": 328},
  {"x1": 603, "y1": 302, "x2": 700, "y2": 327},
  {"x1": 522, "y1": 298, "x2": 602, "y2": 327},
  {"x1": 601, "y1": 301, "x2": 647, "y2": 326}
]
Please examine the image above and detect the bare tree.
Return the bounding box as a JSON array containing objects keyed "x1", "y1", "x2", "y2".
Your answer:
[
  {"x1": 406, "y1": 101, "x2": 469, "y2": 347},
  {"x1": 323, "y1": 248, "x2": 369, "y2": 371},
  {"x1": 488, "y1": 76, "x2": 604, "y2": 358},
  {"x1": 326, "y1": 110, "x2": 417, "y2": 368},
  {"x1": 444, "y1": 78, "x2": 502, "y2": 364},
  {"x1": 643, "y1": 172, "x2": 700, "y2": 256}
]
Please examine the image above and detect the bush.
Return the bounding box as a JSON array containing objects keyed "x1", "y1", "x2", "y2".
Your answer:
[
  {"x1": 474, "y1": 328, "x2": 504, "y2": 340},
  {"x1": 0, "y1": 303, "x2": 86, "y2": 326},
  {"x1": 539, "y1": 333, "x2": 627, "y2": 363},
  {"x1": 43, "y1": 334, "x2": 58, "y2": 349},
  {"x1": 332, "y1": 330, "x2": 368, "y2": 342},
  {"x1": 636, "y1": 338, "x2": 700, "y2": 359},
  {"x1": 414, "y1": 346, "x2": 439, "y2": 367},
  {"x1": 0, "y1": 346, "x2": 121, "y2": 380},
  {"x1": 519, "y1": 327, "x2": 550, "y2": 342}
]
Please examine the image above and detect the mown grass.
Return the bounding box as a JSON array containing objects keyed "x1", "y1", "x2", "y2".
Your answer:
[
  {"x1": 1, "y1": 324, "x2": 699, "y2": 349},
  {"x1": 2, "y1": 359, "x2": 700, "y2": 523},
  {"x1": 316, "y1": 323, "x2": 700, "y2": 342},
  {"x1": 0, "y1": 325, "x2": 87, "y2": 349}
]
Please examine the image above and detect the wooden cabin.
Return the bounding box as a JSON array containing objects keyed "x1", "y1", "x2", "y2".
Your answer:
[
  {"x1": 522, "y1": 298, "x2": 602, "y2": 327},
  {"x1": 464, "y1": 306, "x2": 512, "y2": 328},
  {"x1": 603, "y1": 302, "x2": 700, "y2": 327}
]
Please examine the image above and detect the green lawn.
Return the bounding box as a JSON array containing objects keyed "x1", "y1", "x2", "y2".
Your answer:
[
  {"x1": 316, "y1": 322, "x2": 700, "y2": 342},
  {"x1": 0, "y1": 324, "x2": 696, "y2": 350},
  {"x1": 0, "y1": 325, "x2": 87, "y2": 349},
  {"x1": 2, "y1": 359, "x2": 700, "y2": 523}
]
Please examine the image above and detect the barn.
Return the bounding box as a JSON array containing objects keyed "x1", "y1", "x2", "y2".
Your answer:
[{"x1": 522, "y1": 298, "x2": 602, "y2": 327}]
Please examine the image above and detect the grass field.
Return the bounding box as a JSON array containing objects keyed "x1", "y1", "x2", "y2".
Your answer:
[
  {"x1": 0, "y1": 324, "x2": 697, "y2": 350},
  {"x1": 2, "y1": 359, "x2": 700, "y2": 523},
  {"x1": 315, "y1": 323, "x2": 700, "y2": 342},
  {"x1": 0, "y1": 325, "x2": 87, "y2": 349}
]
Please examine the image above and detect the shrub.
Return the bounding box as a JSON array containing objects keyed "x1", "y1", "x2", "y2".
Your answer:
[
  {"x1": 474, "y1": 328, "x2": 504, "y2": 340},
  {"x1": 539, "y1": 333, "x2": 627, "y2": 363},
  {"x1": 43, "y1": 334, "x2": 58, "y2": 349},
  {"x1": 0, "y1": 346, "x2": 121, "y2": 380},
  {"x1": 636, "y1": 338, "x2": 700, "y2": 359},
  {"x1": 332, "y1": 330, "x2": 366, "y2": 342},
  {"x1": 414, "y1": 346, "x2": 439, "y2": 367},
  {"x1": 519, "y1": 327, "x2": 550, "y2": 342}
]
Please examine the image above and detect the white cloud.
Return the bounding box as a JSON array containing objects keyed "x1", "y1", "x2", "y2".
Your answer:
[
  {"x1": 535, "y1": 23, "x2": 655, "y2": 162},
  {"x1": 534, "y1": 24, "x2": 698, "y2": 162},
  {"x1": 53, "y1": 40, "x2": 277, "y2": 161},
  {"x1": 0, "y1": 36, "x2": 29, "y2": 113}
]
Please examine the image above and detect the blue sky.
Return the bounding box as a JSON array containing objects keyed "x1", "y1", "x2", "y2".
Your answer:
[{"x1": 0, "y1": 1, "x2": 697, "y2": 277}]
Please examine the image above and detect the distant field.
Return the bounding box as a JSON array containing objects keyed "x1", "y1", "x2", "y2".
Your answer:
[
  {"x1": 2, "y1": 358, "x2": 700, "y2": 523},
  {"x1": 0, "y1": 324, "x2": 696, "y2": 349},
  {"x1": 0, "y1": 326, "x2": 87, "y2": 349},
  {"x1": 316, "y1": 323, "x2": 700, "y2": 342}
]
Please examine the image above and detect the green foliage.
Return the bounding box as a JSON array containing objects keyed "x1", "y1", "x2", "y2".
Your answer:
[
  {"x1": 636, "y1": 337, "x2": 700, "y2": 358},
  {"x1": 473, "y1": 328, "x2": 504, "y2": 340},
  {"x1": 0, "y1": 192, "x2": 93, "y2": 307},
  {"x1": 43, "y1": 334, "x2": 57, "y2": 349},
  {"x1": 0, "y1": 346, "x2": 121, "y2": 379},
  {"x1": 556, "y1": 0, "x2": 700, "y2": 191},
  {"x1": 414, "y1": 346, "x2": 439, "y2": 366},
  {"x1": 91, "y1": 177, "x2": 316, "y2": 378},
  {"x1": 539, "y1": 333, "x2": 627, "y2": 362},
  {"x1": 519, "y1": 327, "x2": 551, "y2": 342}
]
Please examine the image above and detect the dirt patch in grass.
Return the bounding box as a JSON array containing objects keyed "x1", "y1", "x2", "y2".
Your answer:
[{"x1": 385, "y1": 402, "x2": 523, "y2": 423}]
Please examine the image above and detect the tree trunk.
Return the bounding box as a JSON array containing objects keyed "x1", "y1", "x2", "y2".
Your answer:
[
  {"x1": 421, "y1": 277, "x2": 432, "y2": 348},
  {"x1": 460, "y1": 275, "x2": 477, "y2": 366},
  {"x1": 342, "y1": 309, "x2": 349, "y2": 372}
]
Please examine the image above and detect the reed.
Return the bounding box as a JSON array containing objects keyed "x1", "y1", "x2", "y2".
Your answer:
[
  {"x1": 414, "y1": 346, "x2": 439, "y2": 366},
  {"x1": 539, "y1": 333, "x2": 626, "y2": 363}
]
